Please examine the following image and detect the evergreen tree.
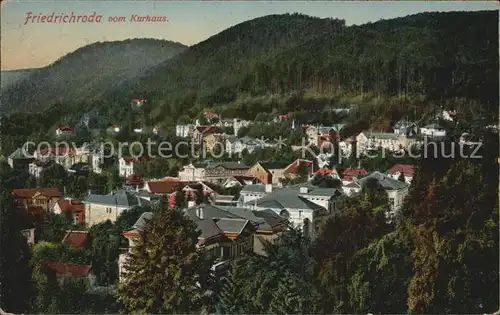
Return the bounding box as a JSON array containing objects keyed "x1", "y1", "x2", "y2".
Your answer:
[
  {"x1": 117, "y1": 208, "x2": 209, "y2": 314},
  {"x1": 0, "y1": 190, "x2": 33, "y2": 313}
]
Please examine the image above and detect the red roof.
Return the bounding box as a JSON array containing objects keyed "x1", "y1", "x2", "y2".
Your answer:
[
  {"x1": 196, "y1": 125, "x2": 219, "y2": 134},
  {"x1": 314, "y1": 168, "x2": 338, "y2": 177},
  {"x1": 147, "y1": 181, "x2": 184, "y2": 194},
  {"x1": 12, "y1": 188, "x2": 61, "y2": 199},
  {"x1": 57, "y1": 125, "x2": 74, "y2": 132},
  {"x1": 342, "y1": 168, "x2": 369, "y2": 177},
  {"x1": 387, "y1": 164, "x2": 415, "y2": 177},
  {"x1": 44, "y1": 261, "x2": 91, "y2": 277},
  {"x1": 62, "y1": 231, "x2": 88, "y2": 248},
  {"x1": 204, "y1": 112, "x2": 218, "y2": 119},
  {"x1": 57, "y1": 199, "x2": 84, "y2": 213},
  {"x1": 284, "y1": 159, "x2": 314, "y2": 176},
  {"x1": 126, "y1": 174, "x2": 144, "y2": 186}
]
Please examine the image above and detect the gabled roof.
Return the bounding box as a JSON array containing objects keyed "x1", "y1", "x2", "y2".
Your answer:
[
  {"x1": 257, "y1": 161, "x2": 289, "y2": 171},
  {"x1": 387, "y1": 164, "x2": 415, "y2": 177},
  {"x1": 68, "y1": 163, "x2": 91, "y2": 173},
  {"x1": 126, "y1": 174, "x2": 144, "y2": 186},
  {"x1": 83, "y1": 190, "x2": 147, "y2": 208},
  {"x1": 56, "y1": 199, "x2": 84, "y2": 213},
  {"x1": 57, "y1": 125, "x2": 74, "y2": 132},
  {"x1": 12, "y1": 188, "x2": 61, "y2": 199},
  {"x1": 361, "y1": 131, "x2": 399, "y2": 140},
  {"x1": 44, "y1": 261, "x2": 91, "y2": 277},
  {"x1": 230, "y1": 175, "x2": 261, "y2": 185},
  {"x1": 284, "y1": 159, "x2": 315, "y2": 175},
  {"x1": 343, "y1": 168, "x2": 369, "y2": 177},
  {"x1": 357, "y1": 171, "x2": 408, "y2": 191},
  {"x1": 62, "y1": 230, "x2": 88, "y2": 248},
  {"x1": 240, "y1": 184, "x2": 268, "y2": 194},
  {"x1": 214, "y1": 218, "x2": 250, "y2": 234},
  {"x1": 247, "y1": 188, "x2": 325, "y2": 212}
]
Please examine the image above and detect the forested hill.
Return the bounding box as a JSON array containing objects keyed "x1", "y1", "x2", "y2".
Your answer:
[
  {"x1": 0, "y1": 69, "x2": 34, "y2": 91},
  {"x1": 0, "y1": 38, "x2": 187, "y2": 113},
  {"x1": 110, "y1": 10, "x2": 498, "y2": 121}
]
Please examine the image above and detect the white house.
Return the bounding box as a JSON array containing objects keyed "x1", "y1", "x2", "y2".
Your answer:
[
  {"x1": 386, "y1": 164, "x2": 415, "y2": 185},
  {"x1": 56, "y1": 126, "x2": 74, "y2": 137},
  {"x1": 238, "y1": 184, "x2": 272, "y2": 205},
  {"x1": 420, "y1": 123, "x2": 446, "y2": 137},
  {"x1": 357, "y1": 171, "x2": 409, "y2": 219},
  {"x1": 178, "y1": 163, "x2": 206, "y2": 182},
  {"x1": 83, "y1": 190, "x2": 150, "y2": 226},
  {"x1": 91, "y1": 153, "x2": 103, "y2": 174},
  {"x1": 356, "y1": 131, "x2": 403, "y2": 156},
  {"x1": 393, "y1": 120, "x2": 419, "y2": 137},
  {"x1": 118, "y1": 157, "x2": 151, "y2": 177},
  {"x1": 176, "y1": 124, "x2": 195, "y2": 138},
  {"x1": 438, "y1": 110, "x2": 457, "y2": 122},
  {"x1": 240, "y1": 183, "x2": 342, "y2": 239}
]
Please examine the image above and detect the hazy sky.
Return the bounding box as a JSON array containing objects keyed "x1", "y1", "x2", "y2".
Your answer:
[{"x1": 1, "y1": 1, "x2": 498, "y2": 70}]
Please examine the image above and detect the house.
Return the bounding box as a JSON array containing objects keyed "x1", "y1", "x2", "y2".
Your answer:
[
  {"x1": 356, "y1": 131, "x2": 403, "y2": 155},
  {"x1": 90, "y1": 152, "x2": 103, "y2": 174},
  {"x1": 393, "y1": 120, "x2": 419, "y2": 137},
  {"x1": 341, "y1": 168, "x2": 369, "y2": 185},
  {"x1": 357, "y1": 171, "x2": 409, "y2": 218},
  {"x1": 178, "y1": 162, "x2": 207, "y2": 182},
  {"x1": 119, "y1": 204, "x2": 287, "y2": 282},
  {"x1": 304, "y1": 125, "x2": 338, "y2": 147},
  {"x1": 213, "y1": 195, "x2": 239, "y2": 206},
  {"x1": 7, "y1": 147, "x2": 35, "y2": 170},
  {"x1": 175, "y1": 124, "x2": 195, "y2": 138},
  {"x1": 282, "y1": 159, "x2": 315, "y2": 181},
  {"x1": 240, "y1": 183, "x2": 342, "y2": 239},
  {"x1": 183, "y1": 181, "x2": 218, "y2": 200},
  {"x1": 43, "y1": 261, "x2": 96, "y2": 287},
  {"x1": 420, "y1": 123, "x2": 446, "y2": 137},
  {"x1": 342, "y1": 181, "x2": 363, "y2": 196},
  {"x1": 21, "y1": 228, "x2": 36, "y2": 245},
  {"x1": 232, "y1": 118, "x2": 252, "y2": 136},
  {"x1": 125, "y1": 174, "x2": 144, "y2": 188},
  {"x1": 61, "y1": 230, "x2": 88, "y2": 248},
  {"x1": 222, "y1": 175, "x2": 261, "y2": 188},
  {"x1": 386, "y1": 164, "x2": 415, "y2": 184},
  {"x1": 239, "y1": 184, "x2": 273, "y2": 205},
  {"x1": 178, "y1": 161, "x2": 250, "y2": 184},
  {"x1": 193, "y1": 126, "x2": 220, "y2": 144},
  {"x1": 203, "y1": 133, "x2": 225, "y2": 153},
  {"x1": 83, "y1": 190, "x2": 150, "y2": 226},
  {"x1": 34, "y1": 147, "x2": 89, "y2": 170},
  {"x1": 131, "y1": 98, "x2": 147, "y2": 107},
  {"x1": 56, "y1": 125, "x2": 74, "y2": 137},
  {"x1": 118, "y1": 156, "x2": 152, "y2": 177},
  {"x1": 12, "y1": 188, "x2": 62, "y2": 214},
  {"x1": 107, "y1": 125, "x2": 121, "y2": 135},
  {"x1": 52, "y1": 199, "x2": 85, "y2": 224},
  {"x1": 438, "y1": 110, "x2": 457, "y2": 122},
  {"x1": 313, "y1": 167, "x2": 340, "y2": 180},
  {"x1": 246, "y1": 161, "x2": 288, "y2": 185}
]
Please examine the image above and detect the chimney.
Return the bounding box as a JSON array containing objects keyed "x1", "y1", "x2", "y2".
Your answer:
[
  {"x1": 265, "y1": 184, "x2": 272, "y2": 193},
  {"x1": 296, "y1": 159, "x2": 300, "y2": 166},
  {"x1": 196, "y1": 206, "x2": 204, "y2": 219},
  {"x1": 188, "y1": 200, "x2": 196, "y2": 208},
  {"x1": 299, "y1": 186, "x2": 308, "y2": 194}
]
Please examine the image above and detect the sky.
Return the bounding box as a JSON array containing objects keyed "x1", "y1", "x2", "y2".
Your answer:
[{"x1": 1, "y1": 1, "x2": 498, "y2": 70}]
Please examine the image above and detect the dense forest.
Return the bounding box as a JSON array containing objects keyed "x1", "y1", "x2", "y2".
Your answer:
[
  {"x1": 1, "y1": 11, "x2": 497, "y2": 125},
  {"x1": 0, "y1": 39, "x2": 187, "y2": 113}
]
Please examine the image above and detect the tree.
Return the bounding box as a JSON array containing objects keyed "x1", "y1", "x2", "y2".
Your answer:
[
  {"x1": 117, "y1": 208, "x2": 210, "y2": 314},
  {"x1": 0, "y1": 191, "x2": 33, "y2": 313},
  {"x1": 38, "y1": 163, "x2": 67, "y2": 191},
  {"x1": 88, "y1": 220, "x2": 121, "y2": 285},
  {"x1": 39, "y1": 212, "x2": 73, "y2": 242}
]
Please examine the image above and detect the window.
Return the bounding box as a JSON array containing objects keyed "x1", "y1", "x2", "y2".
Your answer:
[{"x1": 389, "y1": 198, "x2": 395, "y2": 205}]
